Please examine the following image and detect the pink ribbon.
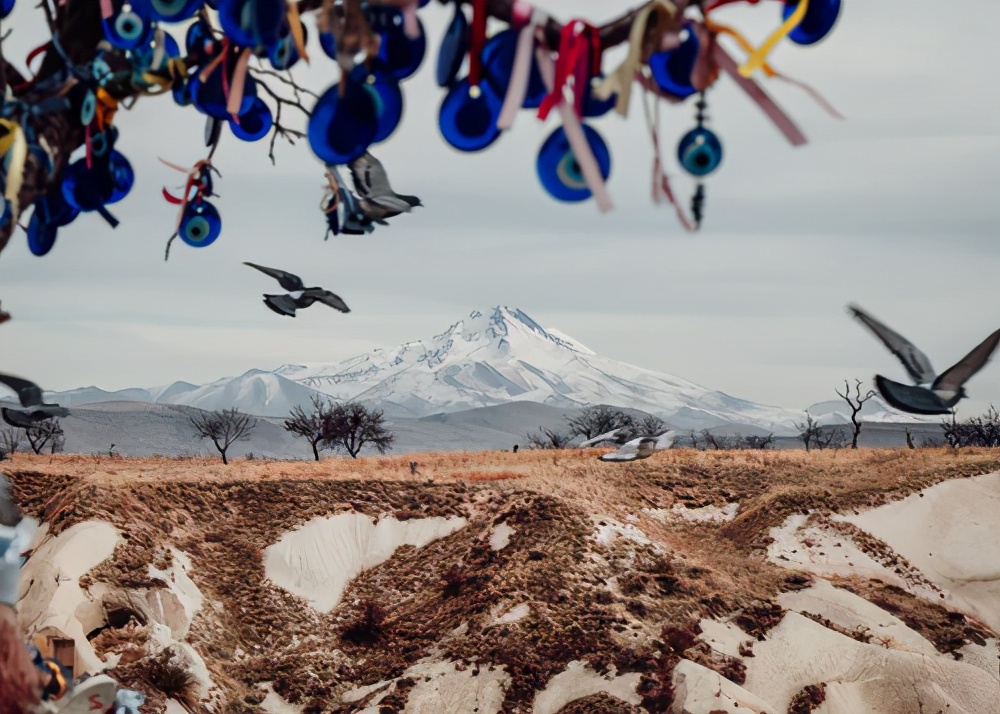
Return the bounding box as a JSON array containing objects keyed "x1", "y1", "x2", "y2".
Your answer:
[
  {"x1": 713, "y1": 43, "x2": 807, "y2": 147},
  {"x1": 641, "y1": 88, "x2": 695, "y2": 231},
  {"x1": 100, "y1": 0, "x2": 114, "y2": 19},
  {"x1": 535, "y1": 39, "x2": 613, "y2": 213},
  {"x1": 511, "y1": 0, "x2": 533, "y2": 30},
  {"x1": 401, "y1": 0, "x2": 420, "y2": 40},
  {"x1": 497, "y1": 8, "x2": 547, "y2": 130}
]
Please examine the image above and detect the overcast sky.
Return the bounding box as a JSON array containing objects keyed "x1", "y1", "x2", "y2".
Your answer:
[{"x1": 0, "y1": 1, "x2": 998, "y2": 416}]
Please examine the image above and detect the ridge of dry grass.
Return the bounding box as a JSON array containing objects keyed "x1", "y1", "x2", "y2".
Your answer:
[{"x1": 5, "y1": 448, "x2": 999, "y2": 712}]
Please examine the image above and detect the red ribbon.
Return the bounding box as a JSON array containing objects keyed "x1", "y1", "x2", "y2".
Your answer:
[
  {"x1": 537, "y1": 21, "x2": 597, "y2": 121},
  {"x1": 468, "y1": 0, "x2": 488, "y2": 87}
]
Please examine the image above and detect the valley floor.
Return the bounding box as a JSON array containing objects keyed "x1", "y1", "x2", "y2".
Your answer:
[{"x1": 6, "y1": 448, "x2": 1000, "y2": 713}]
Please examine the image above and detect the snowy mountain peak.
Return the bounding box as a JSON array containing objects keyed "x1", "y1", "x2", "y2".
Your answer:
[
  {"x1": 49, "y1": 306, "x2": 807, "y2": 432},
  {"x1": 434, "y1": 307, "x2": 586, "y2": 354}
]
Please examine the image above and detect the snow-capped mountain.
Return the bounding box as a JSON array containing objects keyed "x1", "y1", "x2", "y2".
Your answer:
[{"x1": 49, "y1": 306, "x2": 816, "y2": 434}]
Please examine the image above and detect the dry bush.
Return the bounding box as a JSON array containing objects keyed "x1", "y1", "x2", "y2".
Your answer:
[
  {"x1": 339, "y1": 600, "x2": 388, "y2": 646},
  {"x1": 788, "y1": 683, "x2": 827, "y2": 713},
  {"x1": 137, "y1": 648, "x2": 198, "y2": 708}
]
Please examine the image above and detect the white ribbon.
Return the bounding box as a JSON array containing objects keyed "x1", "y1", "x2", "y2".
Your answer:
[{"x1": 496, "y1": 8, "x2": 548, "y2": 130}]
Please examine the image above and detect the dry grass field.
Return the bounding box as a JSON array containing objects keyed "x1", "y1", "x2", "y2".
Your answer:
[{"x1": 6, "y1": 447, "x2": 1000, "y2": 712}]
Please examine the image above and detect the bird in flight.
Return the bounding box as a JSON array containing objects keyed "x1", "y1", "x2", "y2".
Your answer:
[
  {"x1": 0, "y1": 372, "x2": 70, "y2": 427},
  {"x1": 244, "y1": 262, "x2": 350, "y2": 317},
  {"x1": 577, "y1": 427, "x2": 626, "y2": 448},
  {"x1": 323, "y1": 167, "x2": 376, "y2": 237},
  {"x1": 348, "y1": 151, "x2": 422, "y2": 222},
  {"x1": 598, "y1": 430, "x2": 678, "y2": 462},
  {"x1": 847, "y1": 303, "x2": 1000, "y2": 415}
]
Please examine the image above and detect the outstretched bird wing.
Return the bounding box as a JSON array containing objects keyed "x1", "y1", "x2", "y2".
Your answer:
[
  {"x1": 300, "y1": 289, "x2": 350, "y2": 314},
  {"x1": 0, "y1": 372, "x2": 43, "y2": 408},
  {"x1": 244, "y1": 262, "x2": 305, "y2": 292},
  {"x1": 932, "y1": 328, "x2": 1000, "y2": 394},
  {"x1": 874, "y1": 376, "x2": 951, "y2": 416},
  {"x1": 263, "y1": 294, "x2": 298, "y2": 317},
  {"x1": 349, "y1": 152, "x2": 394, "y2": 198},
  {"x1": 578, "y1": 428, "x2": 622, "y2": 448},
  {"x1": 653, "y1": 430, "x2": 678, "y2": 450},
  {"x1": 598, "y1": 438, "x2": 643, "y2": 462},
  {"x1": 847, "y1": 304, "x2": 936, "y2": 384},
  {"x1": 349, "y1": 153, "x2": 415, "y2": 213}
]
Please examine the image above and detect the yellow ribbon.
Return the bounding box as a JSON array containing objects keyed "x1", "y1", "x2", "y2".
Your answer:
[
  {"x1": 592, "y1": 0, "x2": 678, "y2": 117},
  {"x1": 287, "y1": 1, "x2": 310, "y2": 64},
  {"x1": 708, "y1": 16, "x2": 844, "y2": 119},
  {"x1": 0, "y1": 119, "x2": 28, "y2": 224},
  {"x1": 737, "y1": 0, "x2": 808, "y2": 78},
  {"x1": 95, "y1": 88, "x2": 119, "y2": 130}
]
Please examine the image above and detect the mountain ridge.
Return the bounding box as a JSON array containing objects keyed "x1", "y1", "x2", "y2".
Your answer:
[{"x1": 41, "y1": 306, "x2": 931, "y2": 434}]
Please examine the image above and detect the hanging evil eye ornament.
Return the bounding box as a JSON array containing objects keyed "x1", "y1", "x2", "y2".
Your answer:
[
  {"x1": 439, "y1": 0, "x2": 501, "y2": 152},
  {"x1": 783, "y1": 0, "x2": 841, "y2": 45},
  {"x1": 217, "y1": 0, "x2": 286, "y2": 50},
  {"x1": 162, "y1": 161, "x2": 223, "y2": 253},
  {"x1": 26, "y1": 188, "x2": 80, "y2": 257},
  {"x1": 367, "y1": 6, "x2": 426, "y2": 81},
  {"x1": 436, "y1": 0, "x2": 468, "y2": 88},
  {"x1": 178, "y1": 201, "x2": 222, "y2": 247},
  {"x1": 228, "y1": 97, "x2": 273, "y2": 142},
  {"x1": 102, "y1": 2, "x2": 155, "y2": 51},
  {"x1": 269, "y1": 20, "x2": 308, "y2": 70},
  {"x1": 132, "y1": 0, "x2": 204, "y2": 23},
  {"x1": 536, "y1": 124, "x2": 611, "y2": 203},
  {"x1": 307, "y1": 74, "x2": 378, "y2": 165},
  {"x1": 352, "y1": 63, "x2": 404, "y2": 145},
  {"x1": 185, "y1": 14, "x2": 220, "y2": 64},
  {"x1": 192, "y1": 58, "x2": 258, "y2": 119},
  {"x1": 106, "y1": 151, "x2": 135, "y2": 204},
  {"x1": 1, "y1": 0, "x2": 15, "y2": 19},
  {"x1": 647, "y1": 23, "x2": 699, "y2": 99},
  {"x1": 319, "y1": 30, "x2": 336, "y2": 60},
  {"x1": 482, "y1": 29, "x2": 547, "y2": 109},
  {"x1": 676, "y1": 94, "x2": 722, "y2": 228}
]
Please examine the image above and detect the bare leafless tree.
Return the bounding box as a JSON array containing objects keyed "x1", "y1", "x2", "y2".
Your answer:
[
  {"x1": 636, "y1": 414, "x2": 668, "y2": 437},
  {"x1": 284, "y1": 395, "x2": 339, "y2": 461},
  {"x1": 25, "y1": 419, "x2": 64, "y2": 455},
  {"x1": 189, "y1": 408, "x2": 257, "y2": 465},
  {"x1": 323, "y1": 403, "x2": 394, "y2": 459},
  {"x1": 0, "y1": 427, "x2": 23, "y2": 456},
  {"x1": 565, "y1": 406, "x2": 636, "y2": 440},
  {"x1": 524, "y1": 427, "x2": 573, "y2": 450},
  {"x1": 942, "y1": 406, "x2": 1000, "y2": 448},
  {"x1": 795, "y1": 412, "x2": 823, "y2": 452},
  {"x1": 835, "y1": 379, "x2": 877, "y2": 449}
]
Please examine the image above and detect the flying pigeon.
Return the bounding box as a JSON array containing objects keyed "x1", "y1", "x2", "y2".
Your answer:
[
  {"x1": 577, "y1": 428, "x2": 625, "y2": 448},
  {"x1": 348, "y1": 151, "x2": 423, "y2": 222},
  {"x1": 847, "y1": 303, "x2": 1000, "y2": 415},
  {"x1": 244, "y1": 262, "x2": 350, "y2": 317},
  {"x1": 324, "y1": 167, "x2": 377, "y2": 237},
  {"x1": 598, "y1": 430, "x2": 678, "y2": 462},
  {"x1": 0, "y1": 372, "x2": 69, "y2": 427}
]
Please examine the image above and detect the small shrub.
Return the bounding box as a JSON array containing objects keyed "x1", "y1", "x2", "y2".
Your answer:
[
  {"x1": 340, "y1": 600, "x2": 387, "y2": 646},
  {"x1": 141, "y1": 648, "x2": 198, "y2": 707},
  {"x1": 788, "y1": 683, "x2": 827, "y2": 713}
]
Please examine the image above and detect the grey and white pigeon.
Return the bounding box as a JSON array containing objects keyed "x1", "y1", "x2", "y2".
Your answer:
[
  {"x1": 324, "y1": 167, "x2": 377, "y2": 237},
  {"x1": 0, "y1": 372, "x2": 69, "y2": 427},
  {"x1": 348, "y1": 151, "x2": 422, "y2": 222},
  {"x1": 847, "y1": 303, "x2": 1000, "y2": 415},
  {"x1": 244, "y1": 262, "x2": 350, "y2": 317},
  {"x1": 598, "y1": 430, "x2": 678, "y2": 462}
]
